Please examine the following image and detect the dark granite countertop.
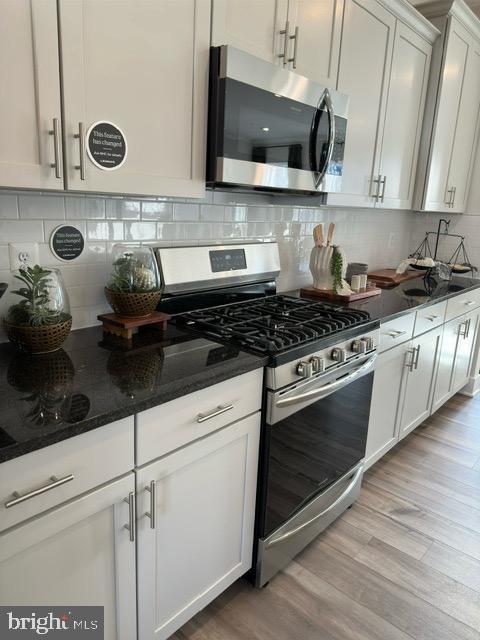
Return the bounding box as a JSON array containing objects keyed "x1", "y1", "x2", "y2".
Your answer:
[
  {"x1": 293, "y1": 274, "x2": 480, "y2": 323},
  {"x1": 0, "y1": 325, "x2": 267, "y2": 464}
]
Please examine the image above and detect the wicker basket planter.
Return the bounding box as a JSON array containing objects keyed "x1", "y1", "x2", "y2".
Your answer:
[
  {"x1": 3, "y1": 318, "x2": 72, "y2": 354},
  {"x1": 105, "y1": 288, "x2": 161, "y2": 318}
]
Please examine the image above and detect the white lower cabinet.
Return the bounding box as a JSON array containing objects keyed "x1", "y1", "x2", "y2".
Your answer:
[
  {"x1": 136, "y1": 412, "x2": 261, "y2": 640},
  {"x1": 365, "y1": 341, "x2": 410, "y2": 468},
  {"x1": 0, "y1": 474, "x2": 137, "y2": 640},
  {"x1": 398, "y1": 326, "x2": 443, "y2": 440}
]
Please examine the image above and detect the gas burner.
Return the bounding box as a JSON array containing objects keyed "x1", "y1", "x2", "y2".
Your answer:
[{"x1": 177, "y1": 295, "x2": 372, "y2": 355}]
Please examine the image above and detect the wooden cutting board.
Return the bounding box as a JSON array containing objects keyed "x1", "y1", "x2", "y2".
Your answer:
[
  {"x1": 367, "y1": 269, "x2": 420, "y2": 284},
  {"x1": 300, "y1": 285, "x2": 381, "y2": 302}
]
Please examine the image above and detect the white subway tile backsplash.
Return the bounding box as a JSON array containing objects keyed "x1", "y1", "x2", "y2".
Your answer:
[
  {"x1": 0, "y1": 189, "x2": 423, "y2": 340},
  {"x1": 0, "y1": 194, "x2": 18, "y2": 219},
  {"x1": 65, "y1": 196, "x2": 105, "y2": 219},
  {"x1": 18, "y1": 194, "x2": 65, "y2": 219}
]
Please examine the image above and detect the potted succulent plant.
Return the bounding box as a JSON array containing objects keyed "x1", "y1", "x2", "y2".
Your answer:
[
  {"x1": 105, "y1": 245, "x2": 161, "y2": 317},
  {"x1": 3, "y1": 265, "x2": 72, "y2": 354}
]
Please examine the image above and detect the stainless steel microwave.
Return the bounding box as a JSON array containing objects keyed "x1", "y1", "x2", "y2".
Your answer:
[{"x1": 207, "y1": 46, "x2": 349, "y2": 195}]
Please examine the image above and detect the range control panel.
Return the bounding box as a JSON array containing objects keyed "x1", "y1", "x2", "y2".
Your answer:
[{"x1": 209, "y1": 248, "x2": 247, "y2": 273}]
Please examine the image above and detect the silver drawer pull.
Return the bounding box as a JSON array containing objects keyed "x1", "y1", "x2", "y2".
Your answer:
[
  {"x1": 197, "y1": 404, "x2": 234, "y2": 423},
  {"x1": 426, "y1": 315, "x2": 439, "y2": 321},
  {"x1": 387, "y1": 330, "x2": 406, "y2": 338},
  {"x1": 464, "y1": 301, "x2": 476, "y2": 306},
  {"x1": 5, "y1": 474, "x2": 74, "y2": 509}
]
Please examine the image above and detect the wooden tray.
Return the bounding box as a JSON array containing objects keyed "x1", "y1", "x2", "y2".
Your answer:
[
  {"x1": 367, "y1": 269, "x2": 420, "y2": 284},
  {"x1": 98, "y1": 311, "x2": 171, "y2": 340},
  {"x1": 300, "y1": 285, "x2": 381, "y2": 302}
]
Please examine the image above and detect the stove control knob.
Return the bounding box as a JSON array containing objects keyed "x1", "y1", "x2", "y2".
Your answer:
[
  {"x1": 310, "y1": 356, "x2": 325, "y2": 373},
  {"x1": 361, "y1": 336, "x2": 375, "y2": 351},
  {"x1": 351, "y1": 339, "x2": 367, "y2": 354},
  {"x1": 331, "y1": 347, "x2": 347, "y2": 363},
  {"x1": 297, "y1": 360, "x2": 313, "y2": 378}
]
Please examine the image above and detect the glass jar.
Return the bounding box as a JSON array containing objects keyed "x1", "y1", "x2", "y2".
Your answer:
[{"x1": 107, "y1": 244, "x2": 160, "y2": 293}]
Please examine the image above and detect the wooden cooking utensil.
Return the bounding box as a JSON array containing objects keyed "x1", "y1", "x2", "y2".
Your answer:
[
  {"x1": 326, "y1": 222, "x2": 335, "y2": 246},
  {"x1": 313, "y1": 224, "x2": 324, "y2": 247}
]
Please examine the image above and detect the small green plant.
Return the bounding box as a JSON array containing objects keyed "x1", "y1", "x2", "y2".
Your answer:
[
  {"x1": 6, "y1": 265, "x2": 70, "y2": 327},
  {"x1": 330, "y1": 247, "x2": 343, "y2": 294},
  {"x1": 108, "y1": 253, "x2": 158, "y2": 293}
]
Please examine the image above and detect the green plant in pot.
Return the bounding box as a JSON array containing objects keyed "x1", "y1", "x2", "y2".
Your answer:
[
  {"x1": 3, "y1": 265, "x2": 72, "y2": 354},
  {"x1": 105, "y1": 244, "x2": 161, "y2": 317}
]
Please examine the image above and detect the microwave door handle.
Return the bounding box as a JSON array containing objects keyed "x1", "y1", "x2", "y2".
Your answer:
[
  {"x1": 309, "y1": 89, "x2": 335, "y2": 190},
  {"x1": 276, "y1": 355, "x2": 377, "y2": 408}
]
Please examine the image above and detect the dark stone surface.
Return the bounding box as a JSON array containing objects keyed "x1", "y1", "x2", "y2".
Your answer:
[
  {"x1": 293, "y1": 274, "x2": 480, "y2": 323},
  {"x1": 0, "y1": 325, "x2": 267, "y2": 463}
]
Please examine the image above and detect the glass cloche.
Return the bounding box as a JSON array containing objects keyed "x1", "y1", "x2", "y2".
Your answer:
[{"x1": 107, "y1": 244, "x2": 160, "y2": 294}]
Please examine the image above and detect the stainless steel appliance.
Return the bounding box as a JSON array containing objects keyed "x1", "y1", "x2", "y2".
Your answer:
[
  {"x1": 207, "y1": 46, "x2": 349, "y2": 194},
  {"x1": 155, "y1": 242, "x2": 379, "y2": 587}
]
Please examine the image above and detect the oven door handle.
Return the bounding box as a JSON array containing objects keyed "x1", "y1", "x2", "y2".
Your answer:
[
  {"x1": 265, "y1": 465, "x2": 363, "y2": 548},
  {"x1": 276, "y1": 355, "x2": 377, "y2": 408}
]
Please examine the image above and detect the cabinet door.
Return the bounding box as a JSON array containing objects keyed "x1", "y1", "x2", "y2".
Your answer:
[
  {"x1": 211, "y1": 0, "x2": 288, "y2": 63},
  {"x1": 431, "y1": 318, "x2": 458, "y2": 412},
  {"x1": 0, "y1": 475, "x2": 136, "y2": 640},
  {"x1": 59, "y1": 0, "x2": 210, "y2": 198},
  {"x1": 137, "y1": 413, "x2": 260, "y2": 640},
  {"x1": 365, "y1": 341, "x2": 410, "y2": 469},
  {"x1": 286, "y1": 0, "x2": 344, "y2": 86},
  {"x1": 452, "y1": 310, "x2": 479, "y2": 393},
  {"x1": 423, "y1": 17, "x2": 470, "y2": 211},
  {"x1": 0, "y1": 0, "x2": 63, "y2": 189},
  {"x1": 328, "y1": 0, "x2": 395, "y2": 207},
  {"x1": 378, "y1": 22, "x2": 432, "y2": 209},
  {"x1": 399, "y1": 326, "x2": 442, "y2": 440},
  {"x1": 447, "y1": 41, "x2": 480, "y2": 213}
]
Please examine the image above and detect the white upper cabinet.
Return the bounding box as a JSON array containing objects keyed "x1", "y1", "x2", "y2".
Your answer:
[
  {"x1": 329, "y1": 0, "x2": 438, "y2": 208},
  {"x1": 0, "y1": 0, "x2": 63, "y2": 190},
  {"x1": 286, "y1": 0, "x2": 344, "y2": 85},
  {"x1": 329, "y1": 0, "x2": 396, "y2": 207},
  {"x1": 414, "y1": 1, "x2": 480, "y2": 213},
  {"x1": 59, "y1": 0, "x2": 210, "y2": 198},
  {"x1": 211, "y1": 0, "x2": 288, "y2": 63},
  {"x1": 378, "y1": 22, "x2": 432, "y2": 209},
  {"x1": 211, "y1": 0, "x2": 343, "y2": 86}
]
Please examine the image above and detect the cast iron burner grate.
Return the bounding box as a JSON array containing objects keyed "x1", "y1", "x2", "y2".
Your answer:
[{"x1": 176, "y1": 295, "x2": 371, "y2": 354}]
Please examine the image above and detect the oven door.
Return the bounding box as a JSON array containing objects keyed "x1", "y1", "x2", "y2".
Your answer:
[
  {"x1": 208, "y1": 46, "x2": 348, "y2": 193},
  {"x1": 263, "y1": 354, "x2": 376, "y2": 537}
]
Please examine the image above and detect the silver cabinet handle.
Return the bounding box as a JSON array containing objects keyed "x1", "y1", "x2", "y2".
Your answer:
[
  {"x1": 5, "y1": 474, "x2": 74, "y2": 509},
  {"x1": 425, "y1": 314, "x2": 439, "y2": 322},
  {"x1": 413, "y1": 344, "x2": 421, "y2": 369},
  {"x1": 464, "y1": 300, "x2": 476, "y2": 306},
  {"x1": 379, "y1": 175, "x2": 387, "y2": 202},
  {"x1": 459, "y1": 318, "x2": 471, "y2": 339},
  {"x1": 452, "y1": 186, "x2": 457, "y2": 207},
  {"x1": 197, "y1": 403, "x2": 234, "y2": 423},
  {"x1": 371, "y1": 174, "x2": 382, "y2": 201},
  {"x1": 405, "y1": 346, "x2": 418, "y2": 372},
  {"x1": 123, "y1": 491, "x2": 136, "y2": 542},
  {"x1": 288, "y1": 26, "x2": 299, "y2": 68},
  {"x1": 145, "y1": 480, "x2": 156, "y2": 529},
  {"x1": 74, "y1": 122, "x2": 86, "y2": 180},
  {"x1": 49, "y1": 117, "x2": 62, "y2": 179},
  {"x1": 278, "y1": 21, "x2": 290, "y2": 66},
  {"x1": 446, "y1": 187, "x2": 454, "y2": 207},
  {"x1": 387, "y1": 330, "x2": 406, "y2": 338},
  {"x1": 266, "y1": 465, "x2": 363, "y2": 547}
]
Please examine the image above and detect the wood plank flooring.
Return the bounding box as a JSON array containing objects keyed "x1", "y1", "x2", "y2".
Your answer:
[{"x1": 172, "y1": 392, "x2": 480, "y2": 640}]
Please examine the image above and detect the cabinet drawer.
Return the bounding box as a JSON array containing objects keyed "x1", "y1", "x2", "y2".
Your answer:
[
  {"x1": 136, "y1": 369, "x2": 263, "y2": 466},
  {"x1": 446, "y1": 289, "x2": 480, "y2": 321},
  {"x1": 414, "y1": 300, "x2": 447, "y2": 336},
  {"x1": 379, "y1": 314, "x2": 415, "y2": 352},
  {"x1": 0, "y1": 417, "x2": 134, "y2": 532}
]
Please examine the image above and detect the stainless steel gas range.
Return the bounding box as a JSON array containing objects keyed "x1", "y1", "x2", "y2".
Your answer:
[{"x1": 155, "y1": 241, "x2": 379, "y2": 587}]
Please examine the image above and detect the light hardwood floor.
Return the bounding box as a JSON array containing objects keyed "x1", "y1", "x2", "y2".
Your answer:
[{"x1": 173, "y1": 392, "x2": 480, "y2": 640}]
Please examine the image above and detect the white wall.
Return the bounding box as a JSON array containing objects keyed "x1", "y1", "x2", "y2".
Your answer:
[{"x1": 0, "y1": 190, "x2": 416, "y2": 338}]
